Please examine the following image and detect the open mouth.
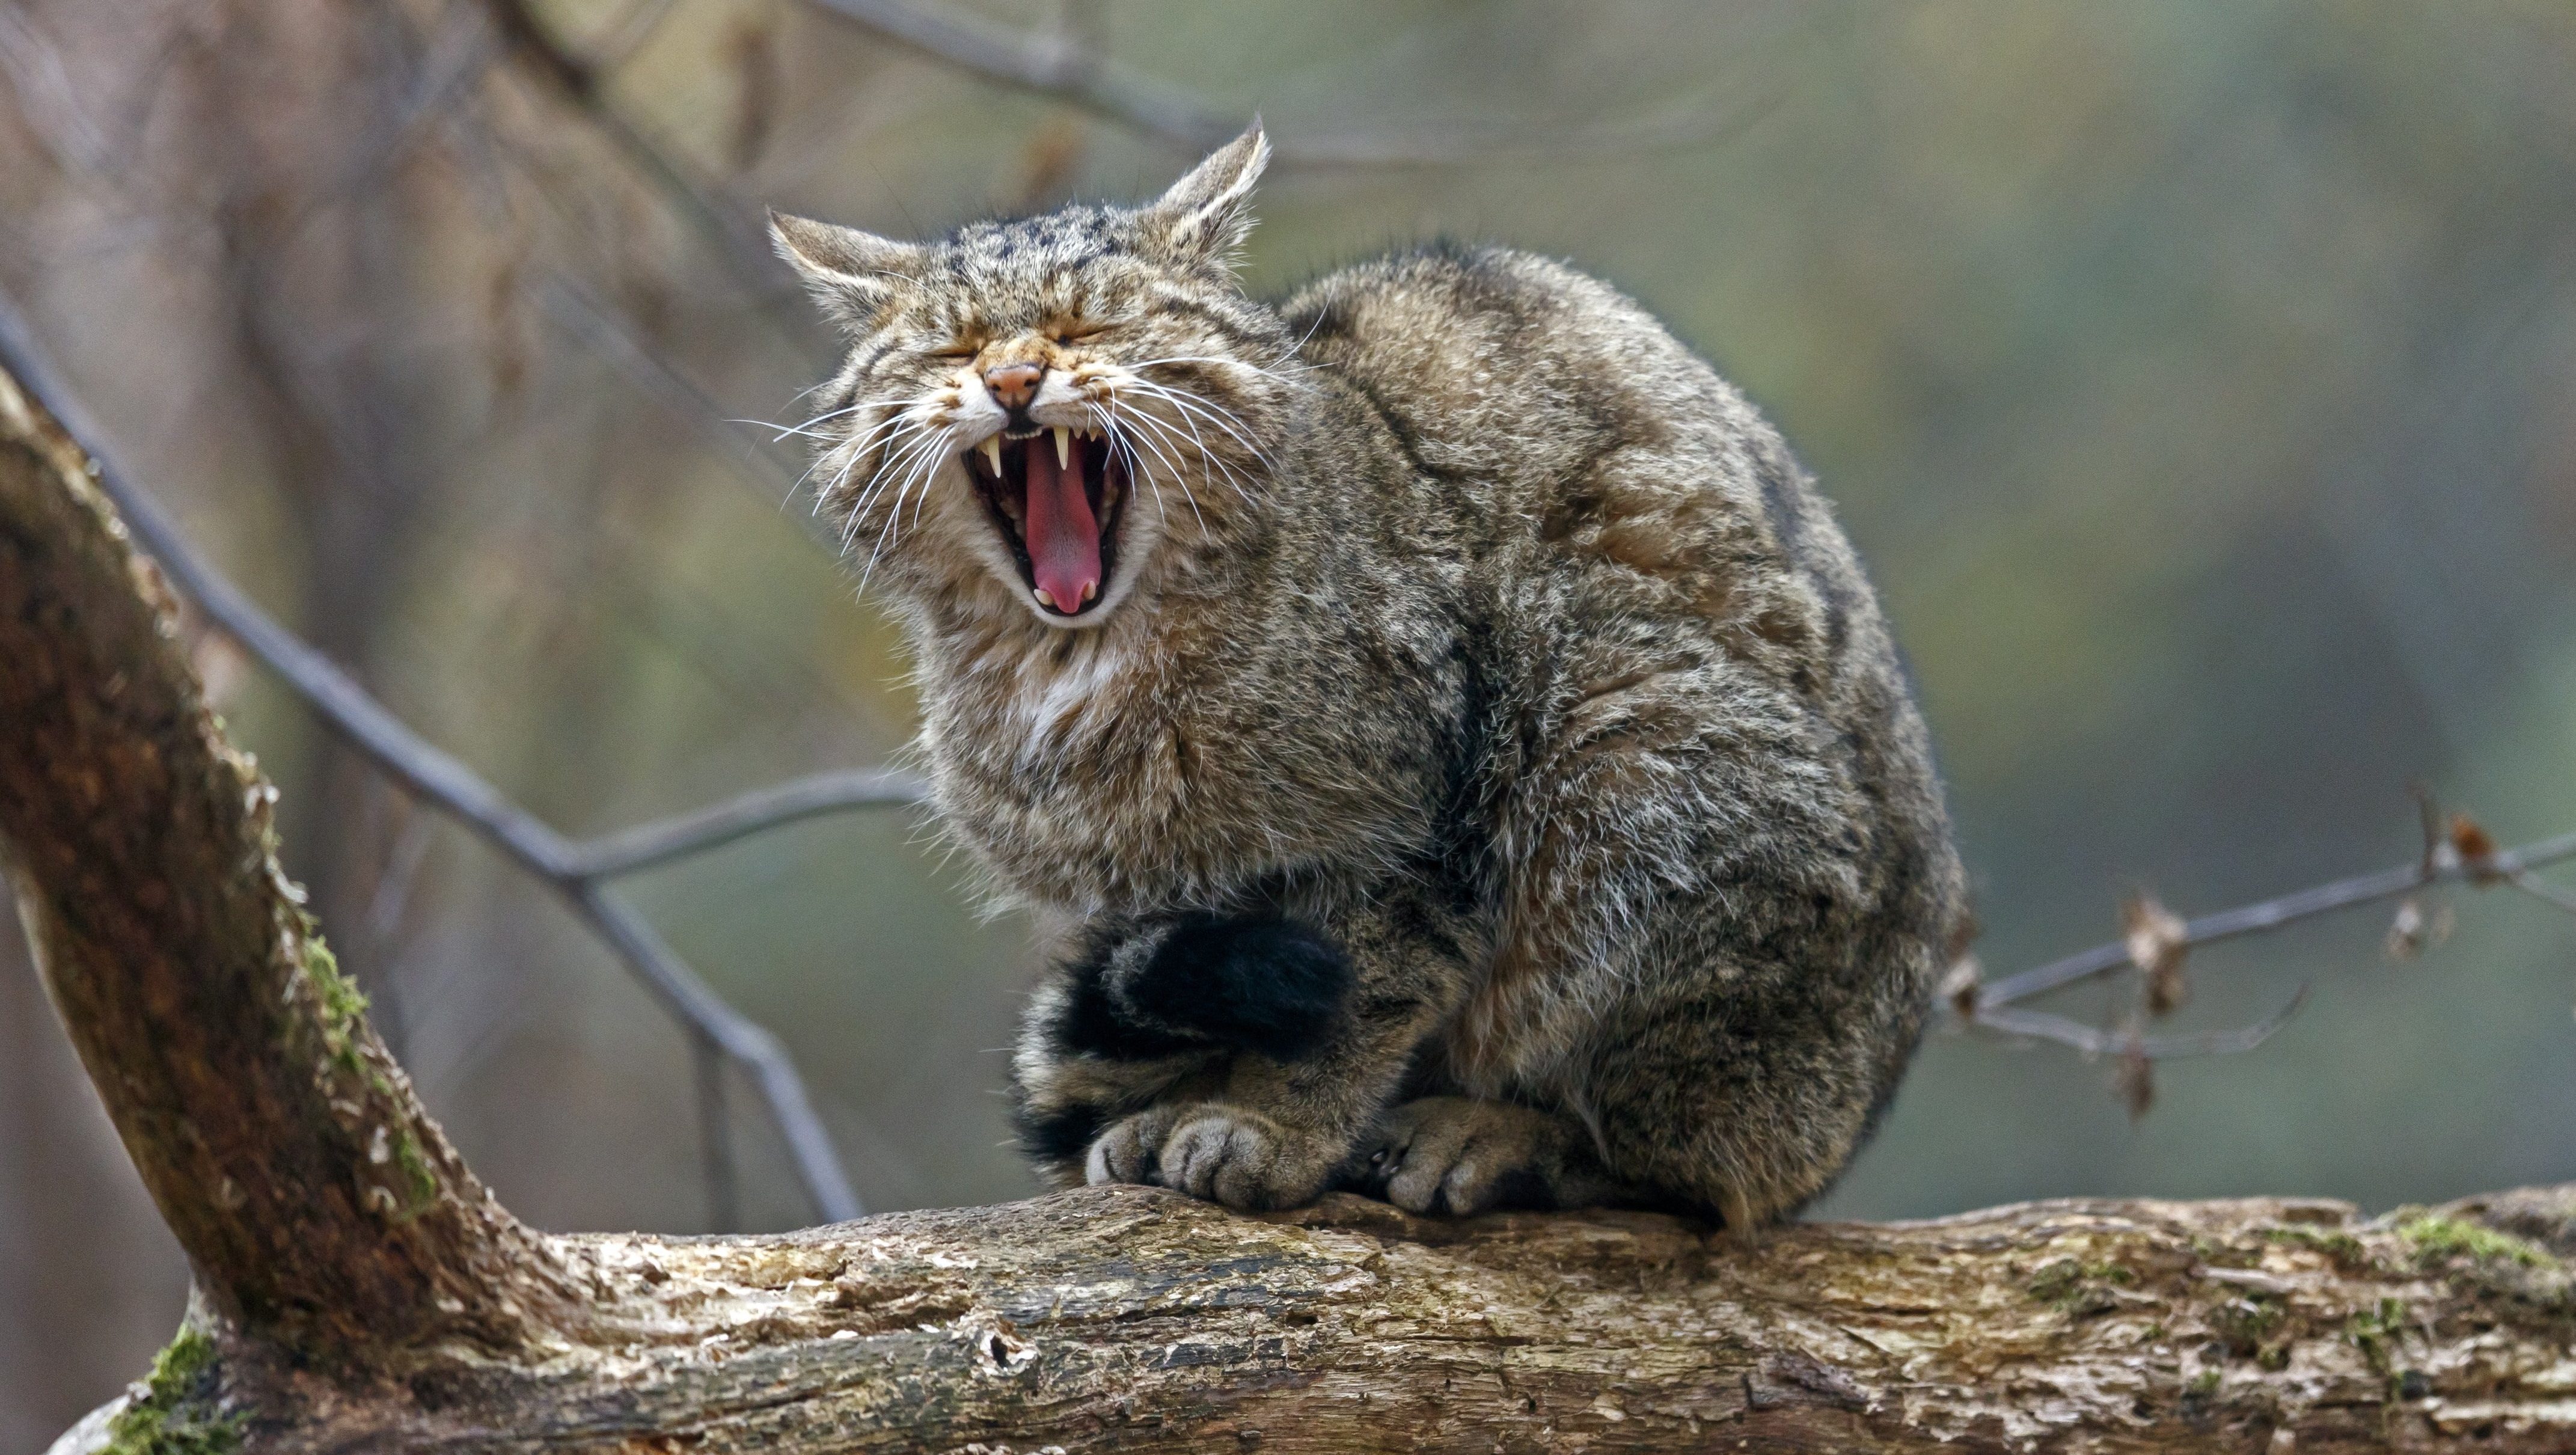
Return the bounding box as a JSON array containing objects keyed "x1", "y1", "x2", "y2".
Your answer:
[{"x1": 964, "y1": 426, "x2": 1128, "y2": 618}]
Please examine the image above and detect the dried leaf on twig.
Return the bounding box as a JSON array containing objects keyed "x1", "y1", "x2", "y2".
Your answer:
[
  {"x1": 2123, "y1": 892, "x2": 2191, "y2": 1016},
  {"x1": 2115, "y1": 1035, "x2": 2155, "y2": 1120},
  {"x1": 2384, "y1": 896, "x2": 2453, "y2": 961},
  {"x1": 2450, "y1": 812, "x2": 2504, "y2": 884}
]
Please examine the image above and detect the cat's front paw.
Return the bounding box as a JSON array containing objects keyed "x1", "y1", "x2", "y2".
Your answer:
[
  {"x1": 1365, "y1": 1096, "x2": 1594, "y2": 1216},
  {"x1": 1083, "y1": 1103, "x2": 1343, "y2": 1210},
  {"x1": 1160, "y1": 1107, "x2": 1344, "y2": 1210}
]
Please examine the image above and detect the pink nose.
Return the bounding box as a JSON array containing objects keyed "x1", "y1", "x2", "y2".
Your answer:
[{"x1": 984, "y1": 362, "x2": 1043, "y2": 411}]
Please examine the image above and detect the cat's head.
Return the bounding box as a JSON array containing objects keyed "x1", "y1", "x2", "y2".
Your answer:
[{"x1": 771, "y1": 126, "x2": 1296, "y2": 630}]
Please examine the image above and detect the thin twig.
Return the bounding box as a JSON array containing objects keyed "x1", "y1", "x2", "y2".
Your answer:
[
  {"x1": 1974, "y1": 828, "x2": 2576, "y2": 1010},
  {"x1": 694, "y1": 1030, "x2": 739, "y2": 1232},
  {"x1": 478, "y1": 0, "x2": 794, "y2": 303},
  {"x1": 0, "y1": 295, "x2": 869, "y2": 1225},
  {"x1": 1969, "y1": 985, "x2": 2311, "y2": 1059},
  {"x1": 530, "y1": 273, "x2": 841, "y2": 544},
  {"x1": 2509, "y1": 870, "x2": 2576, "y2": 917},
  {"x1": 798, "y1": 0, "x2": 1792, "y2": 165},
  {"x1": 801, "y1": 0, "x2": 1233, "y2": 149},
  {"x1": 568, "y1": 768, "x2": 929, "y2": 879}
]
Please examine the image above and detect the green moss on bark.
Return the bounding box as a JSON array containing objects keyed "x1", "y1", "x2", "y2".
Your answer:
[
  {"x1": 103, "y1": 1329, "x2": 242, "y2": 1455},
  {"x1": 2396, "y1": 1214, "x2": 2559, "y2": 1270},
  {"x1": 302, "y1": 937, "x2": 367, "y2": 1077}
]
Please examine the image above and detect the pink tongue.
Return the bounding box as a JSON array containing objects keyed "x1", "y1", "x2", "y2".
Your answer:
[{"x1": 1021, "y1": 436, "x2": 1100, "y2": 610}]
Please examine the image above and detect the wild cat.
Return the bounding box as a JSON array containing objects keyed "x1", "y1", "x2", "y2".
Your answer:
[{"x1": 772, "y1": 126, "x2": 1964, "y2": 1227}]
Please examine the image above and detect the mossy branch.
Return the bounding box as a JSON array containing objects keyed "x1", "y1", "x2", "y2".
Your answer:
[{"x1": 0, "y1": 361, "x2": 581, "y2": 1362}]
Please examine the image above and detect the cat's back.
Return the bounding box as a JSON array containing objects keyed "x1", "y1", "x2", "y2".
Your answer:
[
  {"x1": 1281, "y1": 244, "x2": 1717, "y2": 492},
  {"x1": 1281, "y1": 244, "x2": 1871, "y2": 680}
]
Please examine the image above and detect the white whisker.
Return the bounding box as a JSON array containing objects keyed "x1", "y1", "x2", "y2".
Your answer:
[
  {"x1": 1121, "y1": 377, "x2": 1274, "y2": 476},
  {"x1": 1126, "y1": 352, "x2": 1316, "y2": 387},
  {"x1": 1108, "y1": 403, "x2": 1205, "y2": 531},
  {"x1": 850, "y1": 424, "x2": 947, "y2": 524},
  {"x1": 833, "y1": 423, "x2": 939, "y2": 545},
  {"x1": 1085, "y1": 401, "x2": 1171, "y2": 527},
  {"x1": 1118, "y1": 388, "x2": 1239, "y2": 509},
  {"x1": 744, "y1": 395, "x2": 942, "y2": 444},
  {"x1": 858, "y1": 426, "x2": 954, "y2": 592},
  {"x1": 1116, "y1": 396, "x2": 1258, "y2": 510}
]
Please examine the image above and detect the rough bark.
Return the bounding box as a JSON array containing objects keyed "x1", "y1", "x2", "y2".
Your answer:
[
  {"x1": 0, "y1": 363, "x2": 589, "y2": 1363},
  {"x1": 7, "y1": 357, "x2": 2575, "y2": 1453}
]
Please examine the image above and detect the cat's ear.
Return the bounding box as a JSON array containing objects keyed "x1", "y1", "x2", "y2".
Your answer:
[
  {"x1": 769, "y1": 210, "x2": 926, "y2": 328},
  {"x1": 1137, "y1": 122, "x2": 1271, "y2": 274}
]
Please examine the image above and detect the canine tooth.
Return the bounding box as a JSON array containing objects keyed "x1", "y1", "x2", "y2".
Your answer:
[
  {"x1": 1053, "y1": 426, "x2": 1071, "y2": 468},
  {"x1": 980, "y1": 437, "x2": 1003, "y2": 475},
  {"x1": 1080, "y1": 580, "x2": 1096, "y2": 604},
  {"x1": 1033, "y1": 588, "x2": 1057, "y2": 608}
]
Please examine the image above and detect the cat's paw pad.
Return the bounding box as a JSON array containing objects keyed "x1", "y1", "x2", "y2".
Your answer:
[
  {"x1": 1155, "y1": 1107, "x2": 1339, "y2": 1211},
  {"x1": 1366, "y1": 1097, "x2": 1564, "y2": 1216}
]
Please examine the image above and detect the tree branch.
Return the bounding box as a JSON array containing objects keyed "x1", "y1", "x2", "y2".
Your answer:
[
  {"x1": 0, "y1": 352, "x2": 579, "y2": 1362},
  {"x1": 1969, "y1": 827, "x2": 2576, "y2": 1010},
  {"x1": 799, "y1": 0, "x2": 1788, "y2": 165},
  {"x1": 1969, "y1": 983, "x2": 2312, "y2": 1059},
  {"x1": 565, "y1": 768, "x2": 929, "y2": 879},
  {"x1": 0, "y1": 302, "x2": 875, "y2": 1224},
  {"x1": 798, "y1": 0, "x2": 1239, "y2": 151},
  {"x1": 480, "y1": 0, "x2": 792, "y2": 301}
]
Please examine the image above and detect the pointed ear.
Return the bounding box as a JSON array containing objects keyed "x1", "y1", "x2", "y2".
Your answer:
[
  {"x1": 1136, "y1": 122, "x2": 1271, "y2": 273},
  {"x1": 769, "y1": 210, "x2": 926, "y2": 328}
]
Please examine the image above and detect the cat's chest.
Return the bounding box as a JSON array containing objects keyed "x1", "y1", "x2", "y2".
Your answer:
[
  {"x1": 941, "y1": 639, "x2": 1157, "y2": 785},
  {"x1": 922, "y1": 639, "x2": 1206, "y2": 893},
  {"x1": 917, "y1": 618, "x2": 1446, "y2": 908}
]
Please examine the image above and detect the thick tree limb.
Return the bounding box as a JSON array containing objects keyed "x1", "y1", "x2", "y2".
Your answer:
[
  {"x1": 10, "y1": 346, "x2": 2576, "y2": 1453},
  {"x1": 0, "y1": 361, "x2": 580, "y2": 1360},
  {"x1": 0, "y1": 308, "x2": 872, "y2": 1224}
]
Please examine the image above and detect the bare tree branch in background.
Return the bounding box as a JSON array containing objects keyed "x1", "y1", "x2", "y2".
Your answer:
[
  {"x1": 561, "y1": 768, "x2": 928, "y2": 878},
  {"x1": 794, "y1": 0, "x2": 1793, "y2": 164},
  {"x1": 479, "y1": 0, "x2": 798, "y2": 304},
  {"x1": 530, "y1": 270, "x2": 849, "y2": 542},
  {"x1": 1948, "y1": 791, "x2": 2576, "y2": 1106},
  {"x1": 0, "y1": 298, "x2": 917, "y2": 1227}
]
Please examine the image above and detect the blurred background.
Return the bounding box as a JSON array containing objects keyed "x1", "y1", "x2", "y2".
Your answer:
[{"x1": 5, "y1": 0, "x2": 2575, "y2": 1438}]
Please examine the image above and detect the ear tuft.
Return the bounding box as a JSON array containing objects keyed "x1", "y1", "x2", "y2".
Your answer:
[
  {"x1": 768, "y1": 210, "x2": 926, "y2": 328},
  {"x1": 1137, "y1": 122, "x2": 1271, "y2": 273}
]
